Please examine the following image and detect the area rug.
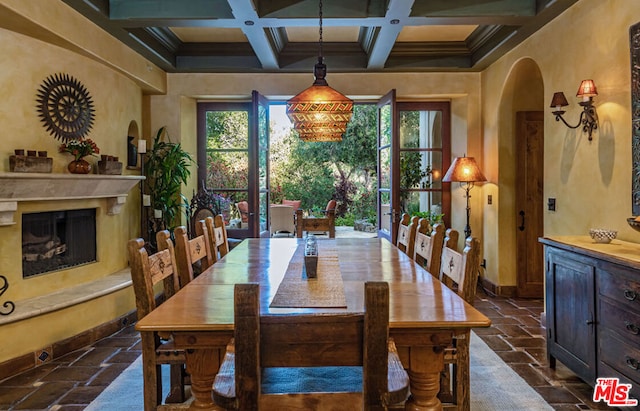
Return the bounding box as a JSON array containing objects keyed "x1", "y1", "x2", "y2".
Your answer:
[{"x1": 86, "y1": 332, "x2": 553, "y2": 410}]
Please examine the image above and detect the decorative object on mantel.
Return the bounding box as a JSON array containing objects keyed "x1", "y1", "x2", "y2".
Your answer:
[
  {"x1": 98, "y1": 155, "x2": 123, "y2": 175},
  {"x1": 59, "y1": 138, "x2": 100, "y2": 174},
  {"x1": 589, "y1": 228, "x2": 617, "y2": 244},
  {"x1": 304, "y1": 235, "x2": 318, "y2": 278},
  {"x1": 36, "y1": 73, "x2": 95, "y2": 142},
  {"x1": 9, "y1": 149, "x2": 52, "y2": 173},
  {"x1": 629, "y1": 22, "x2": 640, "y2": 229},
  {"x1": 0, "y1": 275, "x2": 15, "y2": 316}
]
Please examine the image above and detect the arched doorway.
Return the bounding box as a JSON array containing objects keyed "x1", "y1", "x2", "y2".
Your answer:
[{"x1": 497, "y1": 58, "x2": 545, "y2": 298}]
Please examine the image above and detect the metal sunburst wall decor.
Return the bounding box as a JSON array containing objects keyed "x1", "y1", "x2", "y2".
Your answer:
[{"x1": 36, "y1": 73, "x2": 95, "y2": 142}]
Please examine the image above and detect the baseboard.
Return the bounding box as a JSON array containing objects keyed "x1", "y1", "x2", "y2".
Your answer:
[
  {"x1": 0, "y1": 309, "x2": 137, "y2": 382},
  {"x1": 478, "y1": 276, "x2": 517, "y2": 298}
]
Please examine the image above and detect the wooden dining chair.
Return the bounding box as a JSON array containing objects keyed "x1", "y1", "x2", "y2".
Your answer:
[
  {"x1": 413, "y1": 220, "x2": 445, "y2": 277},
  {"x1": 208, "y1": 214, "x2": 230, "y2": 259},
  {"x1": 128, "y1": 233, "x2": 188, "y2": 411},
  {"x1": 396, "y1": 213, "x2": 418, "y2": 257},
  {"x1": 438, "y1": 236, "x2": 481, "y2": 411},
  {"x1": 212, "y1": 282, "x2": 410, "y2": 410},
  {"x1": 173, "y1": 223, "x2": 214, "y2": 287}
]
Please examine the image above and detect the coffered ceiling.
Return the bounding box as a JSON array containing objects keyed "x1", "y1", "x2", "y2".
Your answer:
[{"x1": 61, "y1": 0, "x2": 577, "y2": 73}]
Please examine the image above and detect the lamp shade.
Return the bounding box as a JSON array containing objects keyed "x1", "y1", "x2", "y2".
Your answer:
[
  {"x1": 550, "y1": 92, "x2": 569, "y2": 108},
  {"x1": 442, "y1": 156, "x2": 487, "y2": 183},
  {"x1": 576, "y1": 79, "x2": 598, "y2": 98}
]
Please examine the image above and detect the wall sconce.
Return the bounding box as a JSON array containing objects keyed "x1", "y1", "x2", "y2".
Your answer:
[{"x1": 550, "y1": 79, "x2": 599, "y2": 141}]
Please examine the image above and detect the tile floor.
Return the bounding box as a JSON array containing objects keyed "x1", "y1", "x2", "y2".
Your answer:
[{"x1": 0, "y1": 288, "x2": 614, "y2": 410}]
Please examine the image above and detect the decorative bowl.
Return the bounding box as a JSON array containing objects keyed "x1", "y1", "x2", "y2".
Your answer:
[
  {"x1": 627, "y1": 217, "x2": 640, "y2": 233},
  {"x1": 589, "y1": 228, "x2": 617, "y2": 244}
]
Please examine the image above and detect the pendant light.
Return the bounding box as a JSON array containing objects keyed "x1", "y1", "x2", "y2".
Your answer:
[{"x1": 286, "y1": 0, "x2": 353, "y2": 142}]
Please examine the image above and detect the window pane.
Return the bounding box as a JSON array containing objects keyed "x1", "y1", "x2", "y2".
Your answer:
[
  {"x1": 206, "y1": 111, "x2": 248, "y2": 150},
  {"x1": 206, "y1": 151, "x2": 248, "y2": 190},
  {"x1": 379, "y1": 104, "x2": 391, "y2": 146},
  {"x1": 400, "y1": 110, "x2": 443, "y2": 149},
  {"x1": 379, "y1": 147, "x2": 390, "y2": 188},
  {"x1": 402, "y1": 191, "x2": 443, "y2": 220},
  {"x1": 400, "y1": 151, "x2": 442, "y2": 190}
]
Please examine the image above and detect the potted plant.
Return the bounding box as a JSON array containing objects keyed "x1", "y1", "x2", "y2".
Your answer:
[{"x1": 144, "y1": 126, "x2": 194, "y2": 232}]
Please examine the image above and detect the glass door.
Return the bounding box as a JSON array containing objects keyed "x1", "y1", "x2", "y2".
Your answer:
[
  {"x1": 397, "y1": 102, "x2": 451, "y2": 229},
  {"x1": 377, "y1": 90, "x2": 398, "y2": 242},
  {"x1": 252, "y1": 90, "x2": 270, "y2": 238},
  {"x1": 197, "y1": 102, "x2": 251, "y2": 239}
]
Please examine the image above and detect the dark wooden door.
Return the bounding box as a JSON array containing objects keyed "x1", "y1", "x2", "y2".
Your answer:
[{"x1": 516, "y1": 111, "x2": 544, "y2": 297}]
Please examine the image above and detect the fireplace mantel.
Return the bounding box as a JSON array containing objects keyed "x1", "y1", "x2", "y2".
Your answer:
[{"x1": 0, "y1": 173, "x2": 144, "y2": 225}]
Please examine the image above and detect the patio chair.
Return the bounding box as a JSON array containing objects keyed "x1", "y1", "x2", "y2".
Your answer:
[{"x1": 269, "y1": 204, "x2": 295, "y2": 237}]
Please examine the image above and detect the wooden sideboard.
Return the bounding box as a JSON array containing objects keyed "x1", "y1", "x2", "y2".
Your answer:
[{"x1": 541, "y1": 236, "x2": 640, "y2": 401}]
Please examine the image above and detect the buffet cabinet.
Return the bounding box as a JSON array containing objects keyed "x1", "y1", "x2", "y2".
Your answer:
[{"x1": 541, "y1": 236, "x2": 640, "y2": 402}]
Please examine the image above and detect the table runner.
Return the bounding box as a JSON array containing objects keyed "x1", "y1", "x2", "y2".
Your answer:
[{"x1": 270, "y1": 242, "x2": 347, "y2": 308}]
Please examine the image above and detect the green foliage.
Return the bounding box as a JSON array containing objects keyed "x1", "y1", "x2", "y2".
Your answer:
[
  {"x1": 270, "y1": 105, "x2": 378, "y2": 216},
  {"x1": 411, "y1": 210, "x2": 444, "y2": 226},
  {"x1": 145, "y1": 127, "x2": 194, "y2": 230}
]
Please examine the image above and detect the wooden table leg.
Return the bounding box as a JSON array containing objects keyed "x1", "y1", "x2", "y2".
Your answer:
[
  {"x1": 185, "y1": 348, "x2": 223, "y2": 410},
  {"x1": 404, "y1": 345, "x2": 446, "y2": 411}
]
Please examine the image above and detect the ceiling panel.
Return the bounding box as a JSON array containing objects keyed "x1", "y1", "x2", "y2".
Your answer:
[{"x1": 60, "y1": 0, "x2": 578, "y2": 73}]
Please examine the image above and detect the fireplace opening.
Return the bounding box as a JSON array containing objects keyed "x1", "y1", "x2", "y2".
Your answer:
[{"x1": 22, "y1": 209, "x2": 97, "y2": 278}]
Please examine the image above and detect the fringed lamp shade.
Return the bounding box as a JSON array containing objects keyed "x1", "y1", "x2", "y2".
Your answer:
[{"x1": 287, "y1": 58, "x2": 353, "y2": 142}]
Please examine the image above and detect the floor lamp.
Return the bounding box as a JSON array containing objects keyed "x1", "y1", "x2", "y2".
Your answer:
[{"x1": 442, "y1": 156, "x2": 487, "y2": 239}]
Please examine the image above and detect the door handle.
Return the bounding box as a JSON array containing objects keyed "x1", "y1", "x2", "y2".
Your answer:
[{"x1": 518, "y1": 210, "x2": 525, "y2": 231}]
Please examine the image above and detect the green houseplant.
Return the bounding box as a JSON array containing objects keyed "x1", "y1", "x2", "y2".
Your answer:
[{"x1": 144, "y1": 126, "x2": 194, "y2": 231}]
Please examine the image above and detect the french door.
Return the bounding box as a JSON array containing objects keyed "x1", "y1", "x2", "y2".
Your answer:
[
  {"x1": 377, "y1": 90, "x2": 398, "y2": 242},
  {"x1": 377, "y1": 90, "x2": 451, "y2": 244},
  {"x1": 196, "y1": 90, "x2": 269, "y2": 239}
]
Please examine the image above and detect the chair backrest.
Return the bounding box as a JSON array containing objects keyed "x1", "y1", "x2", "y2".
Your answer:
[
  {"x1": 326, "y1": 199, "x2": 337, "y2": 211},
  {"x1": 269, "y1": 204, "x2": 295, "y2": 236},
  {"x1": 440, "y1": 237, "x2": 481, "y2": 304},
  {"x1": 173, "y1": 224, "x2": 214, "y2": 287},
  {"x1": 211, "y1": 214, "x2": 230, "y2": 258},
  {"x1": 282, "y1": 198, "x2": 301, "y2": 210},
  {"x1": 414, "y1": 221, "x2": 445, "y2": 277},
  {"x1": 396, "y1": 213, "x2": 418, "y2": 257},
  {"x1": 233, "y1": 282, "x2": 394, "y2": 410},
  {"x1": 128, "y1": 233, "x2": 180, "y2": 319},
  {"x1": 444, "y1": 228, "x2": 459, "y2": 251}
]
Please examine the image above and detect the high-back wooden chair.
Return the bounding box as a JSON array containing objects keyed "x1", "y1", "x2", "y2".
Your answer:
[
  {"x1": 396, "y1": 213, "x2": 418, "y2": 257},
  {"x1": 212, "y1": 282, "x2": 410, "y2": 410},
  {"x1": 207, "y1": 214, "x2": 230, "y2": 259},
  {"x1": 438, "y1": 236, "x2": 481, "y2": 411},
  {"x1": 413, "y1": 220, "x2": 445, "y2": 277},
  {"x1": 173, "y1": 223, "x2": 214, "y2": 287},
  {"x1": 128, "y1": 233, "x2": 188, "y2": 410}
]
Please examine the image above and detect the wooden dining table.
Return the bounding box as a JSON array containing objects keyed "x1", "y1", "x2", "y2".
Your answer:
[{"x1": 135, "y1": 237, "x2": 491, "y2": 411}]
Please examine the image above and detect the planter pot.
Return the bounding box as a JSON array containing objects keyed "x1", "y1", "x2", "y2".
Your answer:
[{"x1": 67, "y1": 159, "x2": 92, "y2": 174}]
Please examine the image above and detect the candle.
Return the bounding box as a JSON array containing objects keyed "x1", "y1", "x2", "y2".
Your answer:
[
  {"x1": 137, "y1": 139, "x2": 147, "y2": 154},
  {"x1": 142, "y1": 194, "x2": 151, "y2": 207}
]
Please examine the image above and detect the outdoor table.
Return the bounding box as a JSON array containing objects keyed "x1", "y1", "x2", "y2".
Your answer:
[{"x1": 135, "y1": 237, "x2": 491, "y2": 411}]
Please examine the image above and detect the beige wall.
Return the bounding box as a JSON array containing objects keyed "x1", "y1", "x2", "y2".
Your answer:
[
  {"x1": 0, "y1": 0, "x2": 162, "y2": 363},
  {"x1": 481, "y1": 0, "x2": 640, "y2": 287}
]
